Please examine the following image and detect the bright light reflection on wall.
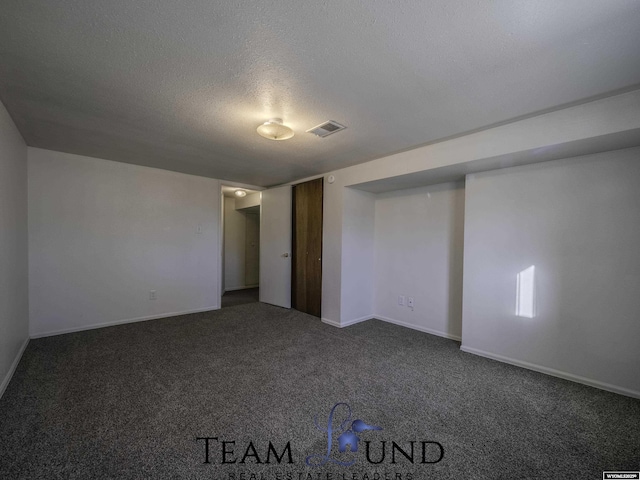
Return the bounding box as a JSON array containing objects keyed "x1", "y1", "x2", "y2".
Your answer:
[{"x1": 516, "y1": 265, "x2": 536, "y2": 318}]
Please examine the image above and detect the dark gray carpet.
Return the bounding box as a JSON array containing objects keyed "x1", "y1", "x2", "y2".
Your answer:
[
  {"x1": 1, "y1": 303, "x2": 638, "y2": 479},
  {"x1": 221, "y1": 288, "x2": 259, "y2": 308}
]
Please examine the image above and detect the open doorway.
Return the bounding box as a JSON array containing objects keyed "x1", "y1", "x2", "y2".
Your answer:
[{"x1": 221, "y1": 186, "x2": 261, "y2": 308}]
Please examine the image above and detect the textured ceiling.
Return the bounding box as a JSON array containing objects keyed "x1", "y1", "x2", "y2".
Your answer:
[{"x1": 1, "y1": 1, "x2": 640, "y2": 187}]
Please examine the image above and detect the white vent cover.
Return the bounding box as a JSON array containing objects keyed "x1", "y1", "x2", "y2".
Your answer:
[{"x1": 306, "y1": 120, "x2": 347, "y2": 138}]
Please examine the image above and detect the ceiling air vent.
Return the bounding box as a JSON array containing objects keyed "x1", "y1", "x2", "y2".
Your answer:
[{"x1": 306, "y1": 120, "x2": 347, "y2": 138}]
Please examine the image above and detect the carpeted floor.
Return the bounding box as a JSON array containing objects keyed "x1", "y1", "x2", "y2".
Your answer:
[
  {"x1": 1, "y1": 303, "x2": 638, "y2": 479},
  {"x1": 221, "y1": 288, "x2": 259, "y2": 308}
]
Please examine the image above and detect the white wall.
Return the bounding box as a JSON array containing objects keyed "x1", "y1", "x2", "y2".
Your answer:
[
  {"x1": 461, "y1": 147, "x2": 640, "y2": 397},
  {"x1": 0, "y1": 101, "x2": 29, "y2": 397},
  {"x1": 307, "y1": 89, "x2": 640, "y2": 396},
  {"x1": 321, "y1": 180, "x2": 344, "y2": 324},
  {"x1": 244, "y1": 211, "x2": 260, "y2": 286},
  {"x1": 374, "y1": 182, "x2": 464, "y2": 340},
  {"x1": 319, "y1": 89, "x2": 640, "y2": 327},
  {"x1": 220, "y1": 191, "x2": 226, "y2": 295},
  {"x1": 235, "y1": 192, "x2": 260, "y2": 210},
  {"x1": 28, "y1": 148, "x2": 221, "y2": 337},
  {"x1": 335, "y1": 187, "x2": 375, "y2": 326},
  {"x1": 224, "y1": 196, "x2": 247, "y2": 291}
]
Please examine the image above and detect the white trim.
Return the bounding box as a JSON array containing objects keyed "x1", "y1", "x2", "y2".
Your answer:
[
  {"x1": 460, "y1": 345, "x2": 640, "y2": 399},
  {"x1": 224, "y1": 285, "x2": 259, "y2": 292},
  {"x1": 375, "y1": 315, "x2": 462, "y2": 341},
  {"x1": 0, "y1": 337, "x2": 29, "y2": 399},
  {"x1": 321, "y1": 315, "x2": 372, "y2": 328},
  {"x1": 30, "y1": 306, "x2": 221, "y2": 339},
  {"x1": 321, "y1": 317, "x2": 341, "y2": 327}
]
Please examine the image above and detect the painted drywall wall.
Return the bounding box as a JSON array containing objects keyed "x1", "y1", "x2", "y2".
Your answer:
[
  {"x1": 0, "y1": 101, "x2": 29, "y2": 396},
  {"x1": 224, "y1": 196, "x2": 247, "y2": 291},
  {"x1": 28, "y1": 148, "x2": 221, "y2": 337},
  {"x1": 223, "y1": 197, "x2": 260, "y2": 291},
  {"x1": 235, "y1": 192, "x2": 260, "y2": 210},
  {"x1": 374, "y1": 182, "x2": 464, "y2": 339},
  {"x1": 461, "y1": 147, "x2": 640, "y2": 397},
  {"x1": 333, "y1": 187, "x2": 375, "y2": 326},
  {"x1": 320, "y1": 180, "x2": 344, "y2": 325},
  {"x1": 220, "y1": 191, "x2": 226, "y2": 295},
  {"x1": 244, "y1": 212, "x2": 260, "y2": 286},
  {"x1": 319, "y1": 88, "x2": 640, "y2": 326}
]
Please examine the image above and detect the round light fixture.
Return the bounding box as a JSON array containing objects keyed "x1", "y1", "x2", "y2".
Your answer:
[
  {"x1": 234, "y1": 189, "x2": 247, "y2": 198},
  {"x1": 256, "y1": 118, "x2": 294, "y2": 141}
]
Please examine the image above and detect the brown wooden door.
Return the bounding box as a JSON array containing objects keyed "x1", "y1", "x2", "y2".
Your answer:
[{"x1": 292, "y1": 178, "x2": 323, "y2": 317}]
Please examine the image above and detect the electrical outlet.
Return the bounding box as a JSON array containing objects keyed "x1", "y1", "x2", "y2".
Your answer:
[
  {"x1": 398, "y1": 295, "x2": 405, "y2": 306},
  {"x1": 407, "y1": 296, "x2": 415, "y2": 308},
  {"x1": 149, "y1": 290, "x2": 157, "y2": 300}
]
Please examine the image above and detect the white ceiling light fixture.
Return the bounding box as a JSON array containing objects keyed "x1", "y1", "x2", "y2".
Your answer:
[
  {"x1": 234, "y1": 189, "x2": 247, "y2": 197},
  {"x1": 256, "y1": 118, "x2": 294, "y2": 141}
]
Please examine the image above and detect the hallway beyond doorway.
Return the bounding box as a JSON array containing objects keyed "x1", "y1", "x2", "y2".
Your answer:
[{"x1": 221, "y1": 288, "x2": 259, "y2": 308}]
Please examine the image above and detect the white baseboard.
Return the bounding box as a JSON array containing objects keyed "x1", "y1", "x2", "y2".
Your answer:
[
  {"x1": 0, "y1": 336, "x2": 29, "y2": 400},
  {"x1": 460, "y1": 345, "x2": 640, "y2": 399},
  {"x1": 321, "y1": 315, "x2": 372, "y2": 328},
  {"x1": 224, "y1": 285, "x2": 259, "y2": 292},
  {"x1": 30, "y1": 306, "x2": 221, "y2": 339},
  {"x1": 375, "y1": 315, "x2": 462, "y2": 341},
  {"x1": 321, "y1": 317, "x2": 340, "y2": 327}
]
